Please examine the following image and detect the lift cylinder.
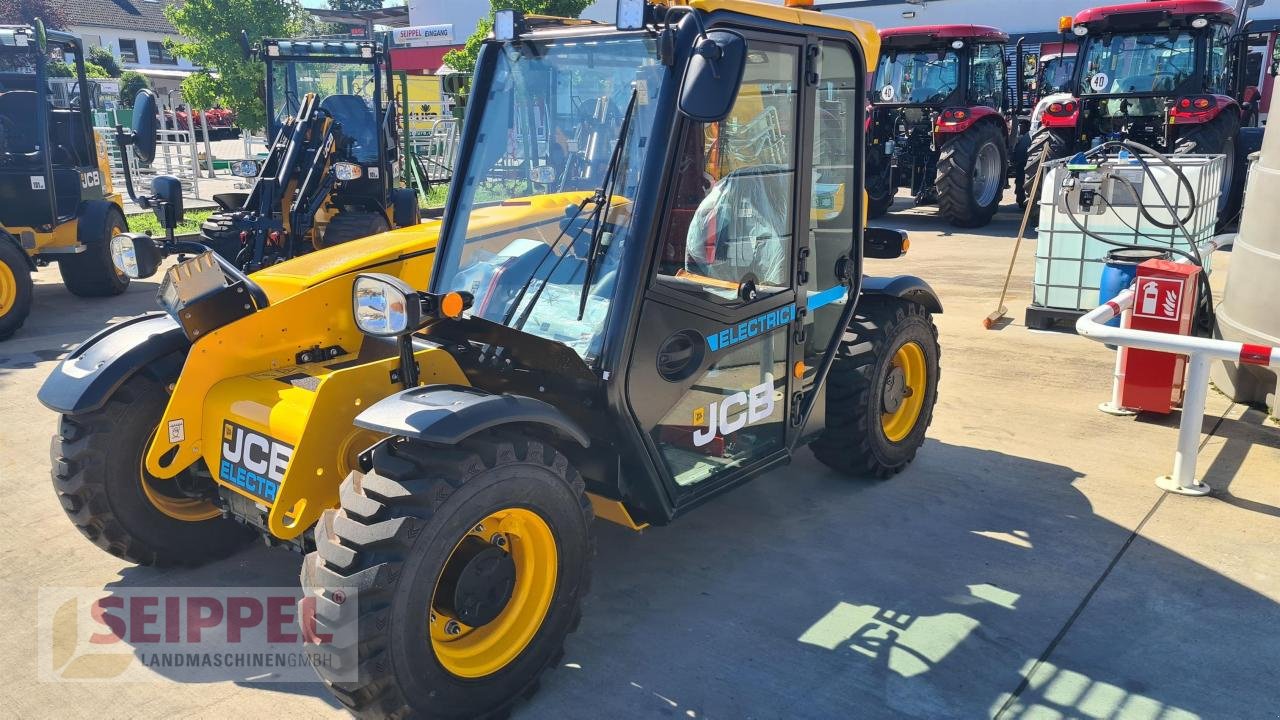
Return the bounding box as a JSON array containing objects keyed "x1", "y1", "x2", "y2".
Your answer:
[{"x1": 1213, "y1": 82, "x2": 1280, "y2": 410}]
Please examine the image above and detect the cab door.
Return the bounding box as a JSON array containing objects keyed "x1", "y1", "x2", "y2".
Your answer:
[{"x1": 623, "y1": 32, "x2": 864, "y2": 509}]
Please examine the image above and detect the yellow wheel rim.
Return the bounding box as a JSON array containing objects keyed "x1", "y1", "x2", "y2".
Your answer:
[
  {"x1": 880, "y1": 341, "x2": 927, "y2": 443},
  {"x1": 137, "y1": 440, "x2": 221, "y2": 522},
  {"x1": 430, "y1": 508, "x2": 558, "y2": 678},
  {"x1": 0, "y1": 261, "x2": 17, "y2": 316}
]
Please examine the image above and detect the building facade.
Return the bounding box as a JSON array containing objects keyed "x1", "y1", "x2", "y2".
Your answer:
[{"x1": 55, "y1": 0, "x2": 196, "y2": 96}]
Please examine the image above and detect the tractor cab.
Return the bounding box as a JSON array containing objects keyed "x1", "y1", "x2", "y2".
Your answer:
[
  {"x1": 867, "y1": 25, "x2": 1013, "y2": 227},
  {"x1": 0, "y1": 22, "x2": 129, "y2": 340}
]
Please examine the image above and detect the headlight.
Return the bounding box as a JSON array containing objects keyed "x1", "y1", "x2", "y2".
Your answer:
[
  {"x1": 333, "y1": 162, "x2": 363, "y2": 181},
  {"x1": 353, "y1": 273, "x2": 420, "y2": 337},
  {"x1": 110, "y1": 232, "x2": 163, "y2": 279},
  {"x1": 230, "y1": 159, "x2": 260, "y2": 178}
]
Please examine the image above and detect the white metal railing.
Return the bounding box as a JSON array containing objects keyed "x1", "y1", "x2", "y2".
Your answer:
[
  {"x1": 1077, "y1": 254, "x2": 1279, "y2": 495},
  {"x1": 410, "y1": 118, "x2": 459, "y2": 183}
]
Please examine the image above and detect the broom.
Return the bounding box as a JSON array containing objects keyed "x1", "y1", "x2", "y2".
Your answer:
[{"x1": 984, "y1": 144, "x2": 1049, "y2": 329}]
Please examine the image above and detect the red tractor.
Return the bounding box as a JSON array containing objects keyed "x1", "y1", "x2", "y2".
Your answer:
[
  {"x1": 867, "y1": 25, "x2": 1016, "y2": 228},
  {"x1": 1023, "y1": 0, "x2": 1268, "y2": 226}
]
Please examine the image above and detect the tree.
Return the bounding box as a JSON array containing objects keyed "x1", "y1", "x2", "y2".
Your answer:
[
  {"x1": 327, "y1": 0, "x2": 382, "y2": 11},
  {"x1": 165, "y1": 0, "x2": 304, "y2": 131},
  {"x1": 88, "y1": 46, "x2": 121, "y2": 77},
  {"x1": 441, "y1": 0, "x2": 591, "y2": 75},
  {"x1": 119, "y1": 70, "x2": 150, "y2": 107},
  {"x1": 0, "y1": 0, "x2": 70, "y2": 29}
]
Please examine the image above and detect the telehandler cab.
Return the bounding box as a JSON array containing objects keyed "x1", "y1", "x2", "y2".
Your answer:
[
  {"x1": 197, "y1": 35, "x2": 419, "y2": 271},
  {"x1": 40, "y1": 1, "x2": 943, "y2": 716},
  {"x1": 0, "y1": 21, "x2": 130, "y2": 339}
]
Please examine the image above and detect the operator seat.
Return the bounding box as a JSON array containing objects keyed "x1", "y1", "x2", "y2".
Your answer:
[
  {"x1": 0, "y1": 90, "x2": 40, "y2": 157},
  {"x1": 684, "y1": 164, "x2": 791, "y2": 288}
]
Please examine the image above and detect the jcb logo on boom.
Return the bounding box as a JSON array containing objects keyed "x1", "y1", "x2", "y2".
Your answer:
[
  {"x1": 219, "y1": 421, "x2": 293, "y2": 504},
  {"x1": 692, "y1": 376, "x2": 775, "y2": 447}
]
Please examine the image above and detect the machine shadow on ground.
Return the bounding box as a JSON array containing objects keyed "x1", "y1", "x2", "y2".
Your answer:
[{"x1": 87, "y1": 436, "x2": 1280, "y2": 719}]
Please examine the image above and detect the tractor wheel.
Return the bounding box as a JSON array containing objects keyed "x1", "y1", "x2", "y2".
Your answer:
[
  {"x1": 867, "y1": 160, "x2": 896, "y2": 220},
  {"x1": 936, "y1": 122, "x2": 1007, "y2": 228},
  {"x1": 302, "y1": 432, "x2": 594, "y2": 719},
  {"x1": 51, "y1": 373, "x2": 255, "y2": 566},
  {"x1": 1175, "y1": 110, "x2": 1241, "y2": 229},
  {"x1": 60, "y1": 205, "x2": 129, "y2": 298},
  {"x1": 812, "y1": 298, "x2": 940, "y2": 478},
  {"x1": 200, "y1": 212, "x2": 249, "y2": 263},
  {"x1": 1023, "y1": 127, "x2": 1073, "y2": 225},
  {"x1": 0, "y1": 237, "x2": 33, "y2": 341},
  {"x1": 321, "y1": 211, "x2": 390, "y2": 248}
]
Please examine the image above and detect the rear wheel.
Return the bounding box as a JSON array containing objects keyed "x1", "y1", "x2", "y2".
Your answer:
[
  {"x1": 1176, "y1": 110, "x2": 1241, "y2": 230},
  {"x1": 867, "y1": 158, "x2": 895, "y2": 220},
  {"x1": 303, "y1": 431, "x2": 594, "y2": 719},
  {"x1": 0, "y1": 237, "x2": 33, "y2": 340},
  {"x1": 1023, "y1": 128, "x2": 1073, "y2": 225},
  {"x1": 322, "y1": 211, "x2": 390, "y2": 248},
  {"x1": 812, "y1": 298, "x2": 940, "y2": 478},
  {"x1": 51, "y1": 373, "x2": 255, "y2": 566},
  {"x1": 937, "y1": 122, "x2": 1008, "y2": 228},
  {"x1": 60, "y1": 205, "x2": 129, "y2": 298}
]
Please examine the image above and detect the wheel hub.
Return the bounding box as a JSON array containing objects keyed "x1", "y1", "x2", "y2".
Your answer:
[
  {"x1": 435, "y1": 536, "x2": 516, "y2": 628},
  {"x1": 882, "y1": 366, "x2": 908, "y2": 414}
]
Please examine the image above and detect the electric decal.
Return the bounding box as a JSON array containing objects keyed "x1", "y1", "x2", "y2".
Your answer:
[
  {"x1": 218, "y1": 421, "x2": 292, "y2": 504},
  {"x1": 705, "y1": 303, "x2": 795, "y2": 352},
  {"x1": 693, "y1": 375, "x2": 776, "y2": 447}
]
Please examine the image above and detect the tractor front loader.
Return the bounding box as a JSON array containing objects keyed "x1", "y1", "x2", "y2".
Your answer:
[{"x1": 40, "y1": 2, "x2": 944, "y2": 717}]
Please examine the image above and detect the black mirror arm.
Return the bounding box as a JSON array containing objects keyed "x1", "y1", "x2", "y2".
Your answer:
[{"x1": 113, "y1": 125, "x2": 143, "y2": 205}]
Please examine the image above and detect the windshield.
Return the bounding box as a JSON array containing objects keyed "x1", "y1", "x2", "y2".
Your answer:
[
  {"x1": 434, "y1": 35, "x2": 664, "y2": 364},
  {"x1": 1079, "y1": 31, "x2": 1195, "y2": 95},
  {"x1": 1039, "y1": 55, "x2": 1075, "y2": 95},
  {"x1": 271, "y1": 61, "x2": 376, "y2": 122},
  {"x1": 872, "y1": 49, "x2": 959, "y2": 104}
]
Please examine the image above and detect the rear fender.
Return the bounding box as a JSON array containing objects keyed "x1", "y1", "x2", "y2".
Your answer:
[
  {"x1": 354, "y1": 385, "x2": 591, "y2": 449},
  {"x1": 37, "y1": 313, "x2": 188, "y2": 415},
  {"x1": 860, "y1": 275, "x2": 943, "y2": 314}
]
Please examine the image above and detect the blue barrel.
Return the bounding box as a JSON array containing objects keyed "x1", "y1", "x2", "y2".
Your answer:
[{"x1": 1099, "y1": 248, "x2": 1171, "y2": 327}]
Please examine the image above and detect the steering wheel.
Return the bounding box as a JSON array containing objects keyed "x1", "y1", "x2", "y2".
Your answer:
[{"x1": 925, "y1": 86, "x2": 953, "y2": 105}]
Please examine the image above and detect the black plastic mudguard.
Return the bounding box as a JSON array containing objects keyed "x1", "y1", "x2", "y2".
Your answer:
[
  {"x1": 37, "y1": 312, "x2": 188, "y2": 415},
  {"x1": 860, "y1": 275, "x2": 944, "y2": 313},
  {"x1": 354, "y1": 384, "x2": 591, "y2": 448}
]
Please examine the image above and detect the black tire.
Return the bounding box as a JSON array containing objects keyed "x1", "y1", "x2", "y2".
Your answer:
[
  {"x1": 1011, "y1": 131, "x2": 1031, "y2": 208},
  {"x1": 322, "y1": 211, "x2": 390, "y2": 248},
  {"x1": 0, "y1": 237, "x2": 33, "y2": 341},
  {"x1": 936, "y1": 122, "x2": 1008, "y2": 228},
  {"x1": 1023, "y1": 128, "x2": 1073, "y2": 225},
  {"x1": 60, "y1": 204, "x2": 129, "y2": 298},
  {"x1": 200, "y1": 211, "x2": 249, "y2": 263},
  {"x1": 51, "y1": 373, "x2": 255, "y2": 566},
  {"x1": 1175, "y1": 110, "x2": 1241, "y2": 230},
  {"x1": 867, "y1": 157, "x2": 895, "y2": 220},
  {"x1": 811, "y1": 298, "x2": 940, "y2": 478},
  {"x1": 302, "y1": 431, "x2": 594, "y2": 719}
]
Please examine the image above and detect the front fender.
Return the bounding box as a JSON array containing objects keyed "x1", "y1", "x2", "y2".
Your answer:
[
  {"x1": 355, "y1": 385, "x2": 591, "y2": 448},
  {"x1": 860, "y1": 275, "x2": 943, "y2": 314},
  {"x1": 37, "y1": 313, "x2": 188, "y2": 415}
]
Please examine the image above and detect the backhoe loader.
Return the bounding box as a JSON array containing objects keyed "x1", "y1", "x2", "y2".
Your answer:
[{"x1": 40, "y1": 2, "x2": 944, "y2": 716}]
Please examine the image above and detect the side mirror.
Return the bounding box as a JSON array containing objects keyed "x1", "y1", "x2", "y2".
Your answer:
[
  {"x1": 678, "y1": 29, "x2": 747, "y2": 122},
  {"x1": 864, "y1": 227, "x2": 909, "y2": 259},
  {"x1": 110, "y1": 233, "x2": 163, "y2": 279},
  {"x1": 131, "y1": 89, "x2": 158, "y2": 164},
  {"x1": 150, "y1": 175, "x2": 184, "y2": 229}
]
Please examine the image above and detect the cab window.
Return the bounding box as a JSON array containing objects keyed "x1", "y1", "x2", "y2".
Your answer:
[
  {"x1": 655, "y1": 40, "x2": 799, "y2": 307},
  {"x1": 969, "y1": 42, "x2": 1006, "y2": 109}
]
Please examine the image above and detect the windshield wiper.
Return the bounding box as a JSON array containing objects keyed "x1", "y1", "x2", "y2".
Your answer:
[{"x1": 575, "y1": 88, "x2": 639, "y2": 320}]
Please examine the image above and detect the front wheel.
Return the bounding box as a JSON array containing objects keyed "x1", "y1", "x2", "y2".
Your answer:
[
  {"x1": 303, "y1": 432, "x2": 594, "y2": 719},
  {"x1": 51, "y1": 373, "x2": 255, "y2": 566},
  {"x1": 811, "y1": 298, "x2": 941, "y2": 478},
  {"x1": 60, "y1": 204, "x2": 129, "y2": 298},
  {"x1": 0, "y1": 237, "x2": 33, "y2": 341},
  {"x1": 321, "y1": 211, "x2": 390, "y2": 248},
  {"x1": 867, "y1": 155, "x2": 896, "y2": 220},
  {"x1": 1023, "y1": 128, "x2": 1073, "y2": 226},
  {"x1": 936, "y1": 122, "x2": 1007, "y2": 228}
]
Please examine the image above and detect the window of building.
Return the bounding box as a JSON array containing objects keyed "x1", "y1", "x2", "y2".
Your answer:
[
  {"x1": 148, "y1": 41, "x2": 177, "y2": 65},
  {"x1": 118, "y1": 39, "x2": 138, "y2": 64}
]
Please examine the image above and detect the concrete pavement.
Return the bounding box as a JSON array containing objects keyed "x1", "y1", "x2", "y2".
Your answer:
[{"x1": 1, "y1": 190, "x2": 1277, "y2": 719}]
